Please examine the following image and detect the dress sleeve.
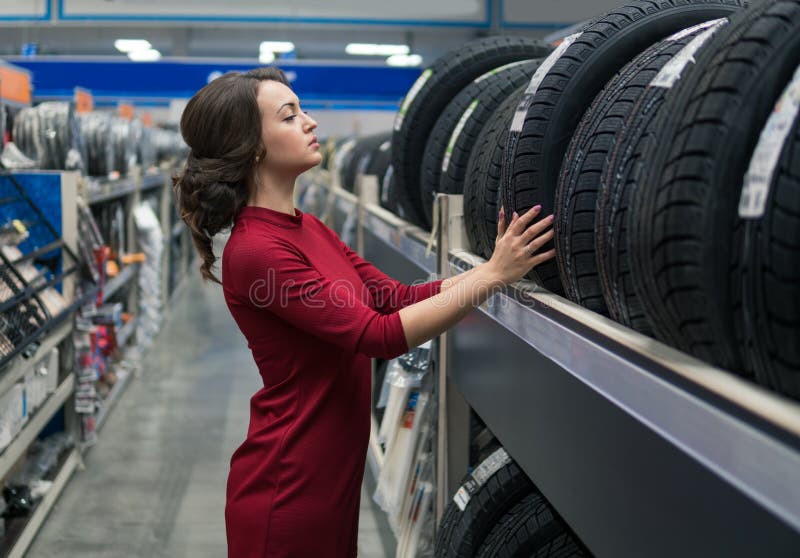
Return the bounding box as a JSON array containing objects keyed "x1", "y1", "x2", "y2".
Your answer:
[
  {"x1": 228, "y1": 240, "x2": 410, "y2": 359},
  {"x1": 339, "y1": 240, "x2": 443, "y2": 313}
]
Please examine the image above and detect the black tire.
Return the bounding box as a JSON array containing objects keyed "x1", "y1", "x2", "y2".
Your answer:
[
  {"x1": 366, "y1": 138, "x2": 392, "y2": 182},
  {"x1": 77, "y1": 112, "x2": 115, "y2": 177},
  {"x1": 469, "y1": 411, "x2": 500, "y2": 467},
  {"x1": 365, "y1": 138, "x2": 393, "y2": 204},
  {"x1": 343, "y1": 132, "x2": 391, "y2": 193},
  {"x1": 464, "y1": 87, "x2": 527, "y2": 261},
  {"x1": 557, "y1": 19, "x2": 732, "y2": 318},
  {"x1": 419, "y1": 60, "x2": 541, "y2": 228},
  {"x1": 739, "y1": 82, "x2": 800, "y2": 398},
  {"x1": 475, "y1": 492, "x2": 587, "y2": 558},
  {"x1": 597, "y1": 19, "x2": 730, "y2": 336},
  {"x1": 631, "y1": 0, "x2": 800, "y2": 373},
  {"x1": 435, "y1": 448, "x2": 534, "y2": 558},
  {"x1": 502, "y1": 0, "x2": 746, "y2": 294},
  {"x1": 334, "y1": 137, "x2": 358, "y2": 192},
  {"x1": 392, "y1": 36, "x2": 552, "y2": 228},
  {"x1": 380, "y1": 165, "x2": 403, "y2": 217}
]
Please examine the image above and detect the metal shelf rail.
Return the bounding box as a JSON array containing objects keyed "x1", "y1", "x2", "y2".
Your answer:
[
  {"x1": 325, "y1": 179, "x2": 800, "y2": 557},
  {"x1": 101, "y1": 263, "x2": 139, "y2": 303}
]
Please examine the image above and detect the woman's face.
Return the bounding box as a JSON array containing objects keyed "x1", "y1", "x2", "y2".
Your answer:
[{"x1": 256, "y1": 80, "x2": 322, "y2": 176}]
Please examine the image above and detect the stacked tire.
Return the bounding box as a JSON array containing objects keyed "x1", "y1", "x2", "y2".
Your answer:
[
  {"x1": 435, "y1": 447, "x2": 587, "y2": 558},
  {"x1": 384, "y1": 0, "x2": 800, "y2": 394},
  {"x1": 432, "y1": 0, "x2": 800, "y2": 401},
  {"x1": 391, "y1": 36, "x2": 553, "y2": 230},
  {"x1": 625, "y1": 0, "x2": 800, "y2": 397},
  {"x1": 336, "y1": 132, "x2": 392, "y2": 193}
]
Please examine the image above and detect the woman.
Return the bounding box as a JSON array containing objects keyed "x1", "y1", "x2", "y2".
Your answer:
[{"x1": 174, "y1": 67, "x2": 554, "y2": 558}]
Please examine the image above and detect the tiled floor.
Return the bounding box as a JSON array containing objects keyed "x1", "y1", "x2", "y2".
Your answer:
[{"x1": 26, "y1": 271, "x2": 389, "y2": 557}]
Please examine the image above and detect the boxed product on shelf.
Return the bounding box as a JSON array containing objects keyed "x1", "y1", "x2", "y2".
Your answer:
[
  {"x1": 44, "y1": 347, "x2": 59, "y2": 395},
  {"x1": 0, "y1": 383, "x2": 26, "y2": 452},
  {"x1": 23, "y1": 368, "x2": 46, "y2": 416}
]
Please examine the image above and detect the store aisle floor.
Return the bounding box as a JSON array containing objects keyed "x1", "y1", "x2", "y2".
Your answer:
[{"x1": 27, "y1": 273, "x2": 388, "y2": 557}]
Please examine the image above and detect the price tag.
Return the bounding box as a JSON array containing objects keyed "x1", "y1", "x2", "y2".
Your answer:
[
  {"x1": 442, "y1": 99, "x2": 479, "y2": 173},
  {"x1": 75, "y1": 87, "x2": 94, "y2": 113},
  {"x1": 650, "y1": 20, "x2": 726, "y2": 89},
  {"x1": 739, "y1": 65, "x2": 800, "y2": 218},
  {"x1": 0, "y1": 62, "x2": 32, "y2": 105},
  {"x1": 118, "y1": 102, "x2": 135, "y2": 120}
]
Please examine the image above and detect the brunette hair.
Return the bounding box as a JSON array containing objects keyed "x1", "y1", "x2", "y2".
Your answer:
[{"x1": 173, "y1": 67, "x2": 290, "y2": 283}]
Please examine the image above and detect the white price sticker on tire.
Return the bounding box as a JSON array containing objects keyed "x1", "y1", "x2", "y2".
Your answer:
[{"x1": 740, "y1": 65, "x2": 800, "y2": 218}]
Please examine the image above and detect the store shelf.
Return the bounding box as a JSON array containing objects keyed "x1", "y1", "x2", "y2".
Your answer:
[
  {"x1": 85, "y1": 177, "x2": 138, "y2": 205},
  {"x1": 433, "y1": 195, "x2": 800, "y2": 556},
  {"x1": 94, "y1": 368, "x2": 132, "y2": 433},
  {"x1": 116, "y1": 316, "x2": 138, "y2": 348},
  {"x1": 141, "y1": 172, "x2": 165, "y2": 191},
  {"x1": 2, "y1": 448, "x2": 81, "y2": 558},
  {"x1": 335, "y1": 191, "x2": 357, "y2": 216},
  {"x1": 0, "y1": 375, "x2": 75, "y2": 481},
  {"x1": 445, "y1": 248, "x2": 800, "y2": 552},
  {"x1": 0, "y1": 321, "x2": 72, "y2": 403},
  {"x1": 362, "y1": 202, "x2": 436, "y2": 276},
  {"x1": 338, "y1": 182, "x2": 800, "y2": 556},
  {"x1": 101, "y1": 263, "x2": 139, "y2": 303}
]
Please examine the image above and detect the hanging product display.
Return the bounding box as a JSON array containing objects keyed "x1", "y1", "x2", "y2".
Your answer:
[
  {"x1": 109, "y1": 117, "x2": 137, "y2": 177},
  {"x1": 77, "y1": 112, "x2": 115, "y2": 177},
  {"x1": 12, "y1": 102, "x2": 84, "y2": 172},
  {"x1": 132, "y1": 201, "x2": 164, "y2": 348}
]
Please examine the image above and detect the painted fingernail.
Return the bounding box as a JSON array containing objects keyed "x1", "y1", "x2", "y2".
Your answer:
[
  {"x1": 513, "y1": 212, "x2": 519, "y2": 219},
  {"x1": 548, "y1": 214, "x2": 555, "y2": 221},
  {"x1": 533, "y1": 205, "x2": 542, "y2": 212}
]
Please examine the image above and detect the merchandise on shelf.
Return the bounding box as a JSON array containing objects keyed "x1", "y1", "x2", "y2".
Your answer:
[
  {"x1": 0, "y1": 383, "x2": 25, "y2": 452},
  {"x1": 0, "y1": 142, "x2": 37, "y2": 170},
  {"x1": 12, "y1": 102, "x2": 84, "y2": 172},
  {"x1": 374, "y1": 340, "x2": 435, "y2": 553},
  {"x1": 2, "y1": 431, "x2": 75, "y2": 522},
  {"x1": 76, "y1": 112, "x2": 115, "y2": 177},
  {"x1": 132, "y1": 201, "x2": 164, "y2": 348}
]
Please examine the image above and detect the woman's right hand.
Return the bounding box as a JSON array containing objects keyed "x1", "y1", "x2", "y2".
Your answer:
[{"x1": 486, "y1": 205, "x2": 556, "y2": 286}]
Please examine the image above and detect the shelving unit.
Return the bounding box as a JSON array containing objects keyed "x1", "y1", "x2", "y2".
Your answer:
[
  {"x1": 83, "y1": 177, "x2": 139, "y2": 205},
  {"x1": 0, "y1": 375, "x2": 75, "y2": 481},
  {"x1": 313, "y1": 172, "x2": 800, "y2": 558},
  {"x1": 0, "y1": 170, "x2": 82, "y2": 557},
  {"x1": 101, "y1": 263, "x2": 139, "y2": 303},
  {"x1": 0, "y1": 322, "x2": 72, "y2": 408},
  {"x1": 116, "y1": 316, "x2": 137, "y2": 349},
  {"x1": 0, "y1": 166, "x2": 185, "y2": 556},
  {"x1": 1, "y1": 448, "x2": 81, "y2": 558}
]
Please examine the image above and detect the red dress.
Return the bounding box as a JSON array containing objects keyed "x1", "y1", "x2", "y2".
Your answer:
[{"x1": 221, "y1": 205, "x2": 442, "y2": 558}]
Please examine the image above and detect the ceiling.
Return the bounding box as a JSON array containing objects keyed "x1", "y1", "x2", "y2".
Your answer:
[{"x1": 0, "y1": 22, "x2": 552, "y2": 64}]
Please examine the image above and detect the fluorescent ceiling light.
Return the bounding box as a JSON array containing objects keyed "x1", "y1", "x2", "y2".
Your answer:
[
  {"x1": 386, "y1": 54, "x2": 422, "y2": 67},
  {"x1": 128, "y1": 49, "x2": 161, "y2": 62},
  {"x1": 259, "y1": 50, "x2": 276, "y2": 64},
  {"x1": 260, "y1": 41, "x2": 295, "y2": 54},
  {"x1": 346, "y1": 43, "x2": 410, "y2": 56},
  {"x1": 115, "y1": 39, "x2": 152, "y2": 53}
]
